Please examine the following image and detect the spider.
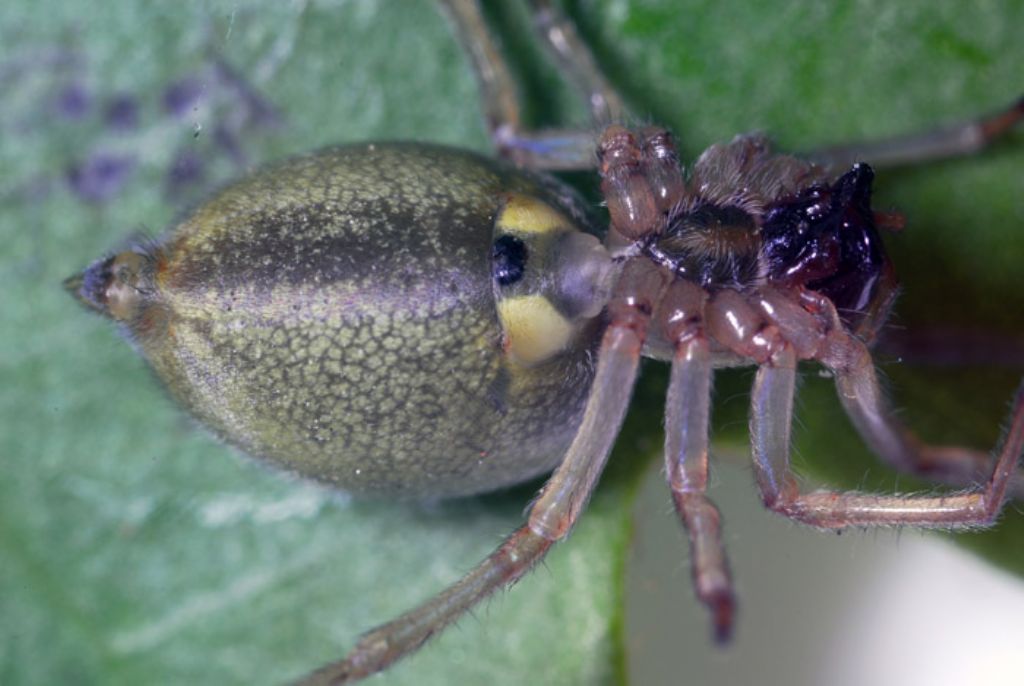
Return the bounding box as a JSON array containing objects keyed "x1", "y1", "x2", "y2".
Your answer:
[
  {"x1": 58, "y1": 1, "x2": 1024, "y2": 684},
  {"x1": 300, "y1": 1, "x2": 1024, "y2": 681}
]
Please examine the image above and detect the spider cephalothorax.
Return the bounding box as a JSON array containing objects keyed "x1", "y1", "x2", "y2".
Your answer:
[
  {"x1": 641, "y1": 135, "x2": 889, "y2": 329},
  {"x1": 600, "y1": 128, "x2": 896, "y2": 356}
]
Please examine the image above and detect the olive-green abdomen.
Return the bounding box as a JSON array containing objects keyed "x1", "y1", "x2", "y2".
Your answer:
[{"x1": 71, "y1": 143, "x2": 608, "y2": 497}]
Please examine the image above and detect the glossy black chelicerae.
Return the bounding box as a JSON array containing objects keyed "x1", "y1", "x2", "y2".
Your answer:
[
  {"x1": 760, "y1": 163, "x2": 889, "y2": 329},
  {"x1": 65, "y1": 0, "x2": 1024, "y2": 684}
]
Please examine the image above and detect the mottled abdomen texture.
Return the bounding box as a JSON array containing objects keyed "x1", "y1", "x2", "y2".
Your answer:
[{"x1": 136, "y1": 144, "x2": 599, "y2": 497}]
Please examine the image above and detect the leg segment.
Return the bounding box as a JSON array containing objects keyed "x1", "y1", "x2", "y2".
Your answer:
[
  {"x1": 295, "y1": 260, "x2": 661, "y2": 685},
  {"x1": 440, "y1": 0, "x2": 613, "y2": 169},
  {"x1": 598, "y1": 125, "x2": 688, "y2": 241},
  {"x1": 707, "y1": 285, "x2": 1024, "y2": 519},
  {"x1": 298, "y1": 528, "x2": 553, "y2": 686},
  {"x1": 798, "y1": 289, "x2": 1024, "y2": 500},
  {"x1": 440, "y1": 0, "x2": 522, "y2": 143},
  {"x1": 661, "y1": 281, "x2": 735, "y2": 642},
  {"x1": 805, "y1": 96, "x2": 1024, "y2": 172},
  {"x1": 526, "y1": 0, "x2": 626, "y2": 124},
  {"x1": 749, "y1": 344, "x2": 1024, "y2": 530}
]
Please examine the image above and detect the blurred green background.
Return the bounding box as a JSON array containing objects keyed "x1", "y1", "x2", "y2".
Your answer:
[{"x1": 2, "y1": 1, "x2": 1022, "y2": 685}]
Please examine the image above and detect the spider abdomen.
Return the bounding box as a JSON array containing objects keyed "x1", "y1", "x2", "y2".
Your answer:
[{"x1": 66, "y1": 143, "x2": 610, "y2": 498}]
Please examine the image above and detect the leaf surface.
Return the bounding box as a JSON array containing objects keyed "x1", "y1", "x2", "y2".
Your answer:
[{"x1": 2, "y1": 2, "x2": 1022, "y2": 685}]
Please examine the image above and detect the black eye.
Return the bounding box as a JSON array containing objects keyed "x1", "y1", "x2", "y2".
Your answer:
[{"x1": 491, "y1": 234, "x2": 528, "y2": 286}]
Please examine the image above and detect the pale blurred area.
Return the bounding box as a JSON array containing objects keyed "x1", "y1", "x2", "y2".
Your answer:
[{"x1": 628, "y1": 458, "x2": 1024, "y2": 686}]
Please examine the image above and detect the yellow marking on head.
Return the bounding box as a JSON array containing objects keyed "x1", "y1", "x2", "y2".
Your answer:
[
  {"x1": 497, "y1": 194, "x2": 571, "y2": 235},
  {"x1": 497, "y1": 295, "x2": 573, "y2": 366}
]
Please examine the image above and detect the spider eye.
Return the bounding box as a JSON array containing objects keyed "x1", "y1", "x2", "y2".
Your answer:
[{"x1": 492, "y1": 234, "x2": 528, "y2": 286}]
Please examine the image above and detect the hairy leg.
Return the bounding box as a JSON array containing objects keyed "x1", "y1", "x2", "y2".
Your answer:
[
  {"x1": 796, "y1": 289, "x2": 1024, "y2": 499},
  {"x1": 805, "y1": 96, "x2": 1024, "y2": 172},
  {"x1": 440, "y1": 0, "x2": 617, "y2": 169},
  {"x1": 526, "y1": 0, "x2": 626, "y2": 124},
  {"x1": 295, "y1": 259, "x2": 663, "y2": 684},
  {"x1": 660, "y1": 280, "x2": 735, "y2": 641},
  {"x1": 706, "y1": 285, "x2": 1024, "y2": 511},
  {"x1": 748, "y1": 343, "x2": 1024, "y2": 529}
]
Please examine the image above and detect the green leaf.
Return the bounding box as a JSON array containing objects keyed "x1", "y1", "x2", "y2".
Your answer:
[{"x1": 2, "y1": 2, "x2": 1022, "y2": 686}]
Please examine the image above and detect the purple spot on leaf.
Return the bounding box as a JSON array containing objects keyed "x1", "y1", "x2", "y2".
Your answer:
[
  {"x1": 165, "y1": 147, "x2": 206, "y2": 199},
  {"x1": 55, "y1": 82, "x2": 91, "y2": 119},
  {"x1": 66, "y1": 152, "x2": 136, "y2": 203},
  {"x1": 105, "y1": 94, "x2": 139, "y2": 130},
  {"x1": 163, "y1": 77, "x2": 205, "y2": 118},
  {"x1": 213, "y1": 59, "x2": 283, "y2": 130},
  {"x1": 213, "y1": 124, "x2": 246, "y2": 165}
]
